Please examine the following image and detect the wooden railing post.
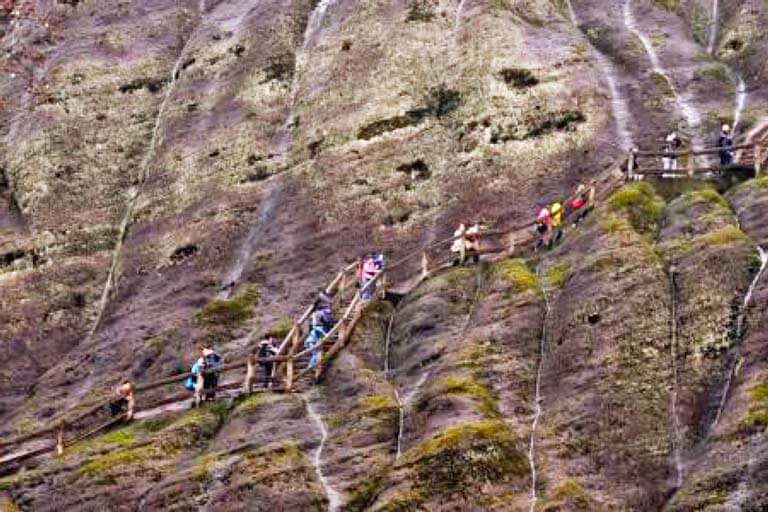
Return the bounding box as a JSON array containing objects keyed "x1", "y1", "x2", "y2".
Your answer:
[
  {"x1": 126, "y1": 387, "x2": 135, "y2": 421},
  {"x1": 687, "y1": 151, "x2": 695, "y2": 177},
  {"x1": 339, "y1": 273, "x2": 346, "y2": 305},
  {"x1": 56, "y1": 422, "x2": 65, "y2": 456},
  {"x1": 627, "y1": 149, "x2": 635, "y2": 180},
  {"x1": 195, "y1": 372, "x2": 204, "y2": 407},
  {"x1": 421, "y1": 252, "x2": 429, "y2": 279},
  {"x1": 243, "y1": 354, "x2": 255, "y2": 394},
  {"x1": 755, "y1": 144, "x2": 762, "y2": 176},
  {"x1": 284, "y1": 326, "x2": 302, "y2": 391},
  {"x1": 379, "y1": 272, "x2": 387, "y2": 299},
  {"x1": 507, "y1": 233, "x2": 516, "y2": 256},
  {"x1": 285, "y1": 356, "x2": 294, "y2": 391}
]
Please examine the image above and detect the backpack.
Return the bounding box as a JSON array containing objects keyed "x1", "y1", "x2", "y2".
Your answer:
[
  {"x1": 204, "y1": 352, "x2": 222, "y2": 373},
  {"x1": 258, "y1": 342, "x2": 277, "y2": 359},
  {"x1": 320, "y1": 307, "x2": 333, "y2": 327}
]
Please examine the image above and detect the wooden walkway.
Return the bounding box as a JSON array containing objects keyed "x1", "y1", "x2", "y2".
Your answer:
[{"x1": 1, "y1": 131, "x2": 766, "y2": 471}]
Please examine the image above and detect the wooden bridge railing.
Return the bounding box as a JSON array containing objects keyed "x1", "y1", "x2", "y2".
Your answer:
[
  {"x1": 628, "y1": 132, "x2": 766, "y2": 178},
  {"x1": 0, "y1": 154, "x2": 649, "y2": 469}
]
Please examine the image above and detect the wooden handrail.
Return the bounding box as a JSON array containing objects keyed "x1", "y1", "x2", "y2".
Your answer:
[
  {"x1": 633, "y1": 143, "x2": 753, "y2": 158},
  {"x1": 0, "y1": 155, "x2": 634, "y2": 463}
]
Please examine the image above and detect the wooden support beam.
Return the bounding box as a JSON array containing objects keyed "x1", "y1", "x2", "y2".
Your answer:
[
  {"x1": 755, "y1": 144, "x2": 763, "y2": 176},
  {"x1": 243, "y1": 354, "x2": 255, "y2": 395},
  {"x1": 421, "y1": 252, "x2": 429, "y2": 280},
  {"x1": 686, "y1": 152, "x2": 695, "y2": 177},
  {"x1": 55, "y1": 423, "x2": 64, "y2": 456}
]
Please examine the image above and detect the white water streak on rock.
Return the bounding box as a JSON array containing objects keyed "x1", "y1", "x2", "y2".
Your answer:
[
  {"x1": 278, "y1": 0, "x2": 337, "y2": 163},
  {"x1": 707, "y1": 0, "x2": 719, "y2": 55},
  {"x1": 669, "y1": 270, "x2": 684, "y2": 489},
  {"x1": 394, "y1": 370, "x2": 431, "y2": 460},
  {"x1": 713, "y1": 247, "x2": 767, "y2": 428},
  {"x1": 623, "y1": 0, "x2": 701, "y2": 139},
  {"x1": 304, "y1": 396, "x2": 343, "y2": 512},
  {"x1": 217, "y1": 181, "x2": 282, "y2": 299},
  {"x1": 528, "y1": 274, "x2": 550, "y2": 512},
  {"x1": 567, "y1": 0, "x2": 633, "y2": 150}
]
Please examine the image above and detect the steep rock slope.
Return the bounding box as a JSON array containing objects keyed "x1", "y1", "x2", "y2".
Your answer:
[{"x1": 1, "y1": 0, "x2": 768, "y2": 510}]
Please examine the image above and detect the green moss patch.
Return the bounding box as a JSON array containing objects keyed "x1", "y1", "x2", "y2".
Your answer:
[
  {"x1": 496, "y1": 259, "x2": 537, "y2": 293},
  {"x1": 358, "y1": 394, "x2": 398, "y2": 413},
  {"x1": 433, "y1": 375, "x2": 500, "y2": 418},
  {"x1": 542, "y1": 479, "x2": 595, "y2": 511},
  {"x1": 666, "y1": 465, "x2": 743, "y2": 511},
  {"x1": 401, "y1": 420, "x2": 529, "y2": 499},
  {"x1": 196, "y1": 297, "x2": 252, "y2": 326},
  {"x1": 652, "y1": 0, "x2": 678, "y2": 10},
  {"x1": 695, "y1": 64, "x2": 730, "y2": 83},
  {"x1": 545, "y1": 263, "x2": 571, "y2": 289},
  {"x1": 739, "y1": 379, "x2": 768, "y2": 433},
  {"x1": 79, "y1": 445, "x2": 157, "y2": 477},
  {"x1": 608, "y1": 182, "x2": 665, "y2": 234},
  {"x1": 697, "y1": 225, "x2": 749, "y2": 247}
]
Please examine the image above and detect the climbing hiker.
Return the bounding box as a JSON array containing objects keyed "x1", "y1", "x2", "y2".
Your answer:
[
  {"x1": 568, "y1": 184, "x2": 591, "y2": 227},
  {"x1": 304, "y1": 324, "x2": 327, "y2": 368},
  {"x1": 360, "y1": 253, "x2": 378, "y2": 300},
  {"x1": 533, "y1": 206, "x2": 551, "y2": 252},
  {"x1": 549, "y1": 201, "x2": 564, "y2": 247},
  {"x1": 313, "y1": 288, "x2": 333, "y2": 311},
  {"x1": 718, "y1": 124, "x2": 734, "y2": 166},
  {"x1": 200, "y1": 346, "x2": 222, "y2": 401},
  {"x1": 464, "y1": 221, "x2": 481, "y2": 265},
  {"x1": 451, "y1": 221, "x2": 468, "y2": 265},
  {"x1": 662, "y1": 132, "x2": 682, "y2": 171},
  {"x1": 108, "y1": 380, "x2": 135, "y2": 420},
  {"x1": 257, "y1": 337, "x2": 278, "y2": 388}
]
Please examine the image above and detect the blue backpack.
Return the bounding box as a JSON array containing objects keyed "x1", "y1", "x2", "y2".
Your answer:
[{"x1": 184, "y1": 362, "x2": 200, "y2": 391}]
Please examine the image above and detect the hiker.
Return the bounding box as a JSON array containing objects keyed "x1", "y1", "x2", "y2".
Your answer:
[
  {"x1": 549, "y1": 201, "x2": 564, "y2": 246},
  {"x1": 464, "y1": 221, "x2": 481, "y2": 265},
  {"x1": 109, "y1": 380, "x2": 135, "y2": 420},
  {"x1": 312, "y1": 288, "x2": 334, "y2": 331},
  {"x1": 718, "y1": 124, "x2": 734, "y2": 166},
  {"x1": 304, "y1": 324, "x2": 327, "y2": 368},
  {"x1": 451, "y1": 221, "x2": 468, "y2": 265},
  {"x1": 313, "y1": 288, "x2": 333, "y2": 311},
  {"x1": 257, "y1": 337, "x2": 278, "y2": 388},
  {"x1": 359, "y1": 253, "x2": 378, "y2": 300},
  {"x1": 569, "y1": 184, "x2": 591, "y2": 227},
  {"x1": 533, "y1": 207, "x2": 551, "y2": 252},
  {"x1": 662, "y1": 132, "x2": 682, "y2": 171},
  {"x1": 200, "y1": 346, "x2": 222, "y2": 401}
]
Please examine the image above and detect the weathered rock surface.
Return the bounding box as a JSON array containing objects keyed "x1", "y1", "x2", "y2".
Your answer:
[{"x1": 2, "y1": 0, "x2": 768, "y2": 510}]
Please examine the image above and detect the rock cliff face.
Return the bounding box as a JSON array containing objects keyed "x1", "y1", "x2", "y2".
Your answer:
[{"x1": 2, "y1": 0, "x2": 768, "y2": 510}]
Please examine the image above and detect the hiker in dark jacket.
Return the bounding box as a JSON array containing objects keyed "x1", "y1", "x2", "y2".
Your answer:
[
  {"x1": 718, "y1": 124, "x2": 734, "y2": 166},
  {"x1": 200, "y1": 346, "x2": 221, "y2": 401},
  {"x1": 257, "y1": 337, "x2": 278, "y2": 388}
]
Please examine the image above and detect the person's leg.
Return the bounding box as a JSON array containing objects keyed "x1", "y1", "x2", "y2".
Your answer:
[
  {"x1": 663, "y1": 157, "x2": 671, "y2": 170},
  {"x1": 671, "y1": 158, "x2": 677, "y2": 171}
]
